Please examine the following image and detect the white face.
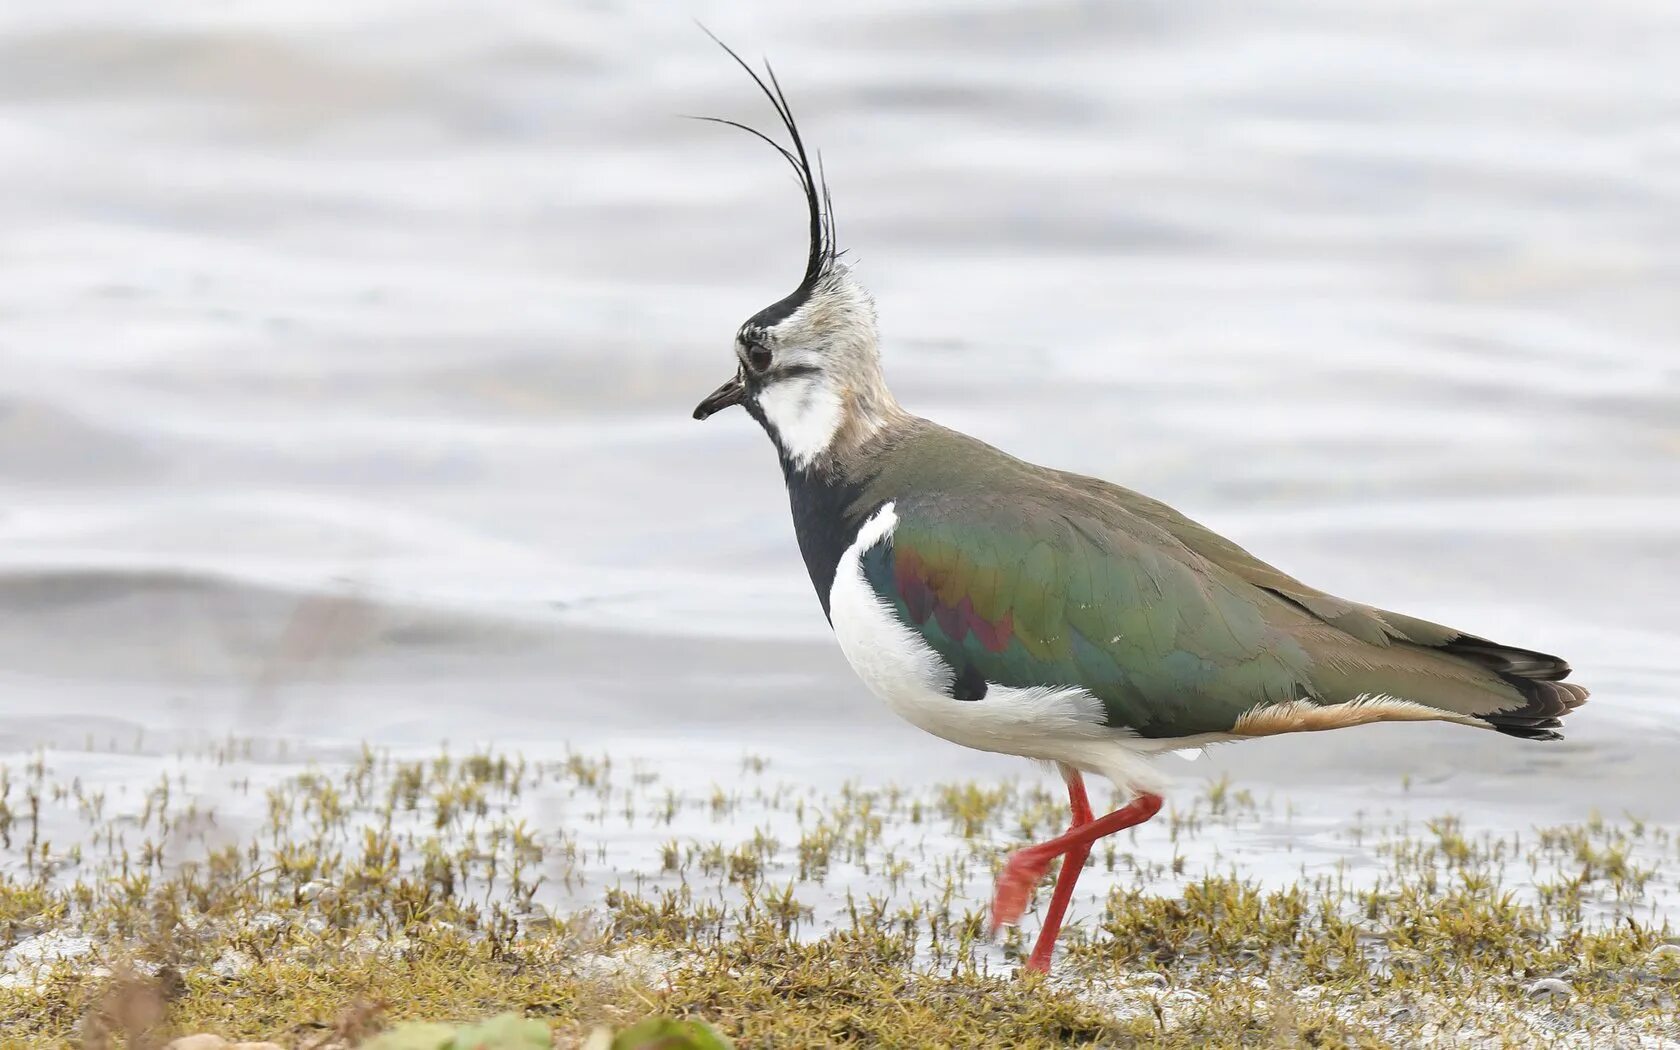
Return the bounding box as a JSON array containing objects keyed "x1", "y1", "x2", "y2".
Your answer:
[
  {"x1": 695, "y1": 267, "x2": 885, "y2": 467},
  {"x1": 754, "y1": 370, "x2": 844, "y2": 470},
  {"x1": 739, "y1": 302, "x2": 846, "y2": 470},
  {"x1": 739, "y1": 271, "x2": 884, "y2": 470}
]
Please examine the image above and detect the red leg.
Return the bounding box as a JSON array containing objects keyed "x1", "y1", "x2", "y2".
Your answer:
[
  {"x1": 991, "y1": 782, "x2": 1164, "y2": 974},
  {"x1": 1024, "y1": 766, "x2": 1096, "y2": 972},
  {"x1": 1062, "y1": 764, "x2": 1096, "y2": 827}
]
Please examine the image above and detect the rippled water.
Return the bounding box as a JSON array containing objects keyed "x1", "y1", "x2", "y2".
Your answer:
[{"x1": 1, "y1": 2, "x2": 1677, "y2": 900}]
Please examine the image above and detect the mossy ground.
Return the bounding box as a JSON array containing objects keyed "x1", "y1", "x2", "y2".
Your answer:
[{"x1": 1, "y1": 743, "x2": 1676, "y2": 1048}]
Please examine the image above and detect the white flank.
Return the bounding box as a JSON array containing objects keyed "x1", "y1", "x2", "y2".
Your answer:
[
  {"x1": 756, "y1": 375, "x2": 843, "y2": 469},
  {"x1": 828, "y1": 502, "x2": 1170, "y2": 795}
]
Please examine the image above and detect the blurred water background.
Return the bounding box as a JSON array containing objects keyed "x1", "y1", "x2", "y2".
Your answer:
[{"x1": 1, "y1": 2, "x2": 1677, "y2": 913}]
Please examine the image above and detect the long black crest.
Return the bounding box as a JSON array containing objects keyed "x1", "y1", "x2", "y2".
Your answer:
[{"x1": 691, "y1": 28, "x2": 838, "y2": 300}]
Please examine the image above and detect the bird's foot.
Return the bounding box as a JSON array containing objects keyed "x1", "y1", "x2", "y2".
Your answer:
[{"x1": 989, "y1": 846, "x2": 1055, "y2": 935}]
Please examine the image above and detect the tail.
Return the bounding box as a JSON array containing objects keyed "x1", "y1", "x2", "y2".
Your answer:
[
  {"x1": 1291, "y1": 610, "x2": 1590, "y2": 743},
  {"x1": 1430, "y1": 635, "x2": 1588, "y2": 741}
]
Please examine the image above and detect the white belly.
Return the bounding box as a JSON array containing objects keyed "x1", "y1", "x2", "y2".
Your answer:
[{"x1": 827, "y1": 503, "x2": 1167, "y2": 793}]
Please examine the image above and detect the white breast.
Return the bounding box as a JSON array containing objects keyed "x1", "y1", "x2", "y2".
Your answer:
[{"x1": 827, "y1": 503, "x2": 1169, "y2": 794}]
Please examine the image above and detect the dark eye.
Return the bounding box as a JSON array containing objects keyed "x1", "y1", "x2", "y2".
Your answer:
[{"x1": 746, "y1": 343, "x2": 772, "y2": 373}]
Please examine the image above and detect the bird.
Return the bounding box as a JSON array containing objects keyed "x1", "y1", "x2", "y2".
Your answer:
[{"x1": 689, "y1": 41, "x2": 1588, "y2": 976}]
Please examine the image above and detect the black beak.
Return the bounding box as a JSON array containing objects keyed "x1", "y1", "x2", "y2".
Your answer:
[{"x1": 693, "y1": 372, "x2": 746, "y2": 420}]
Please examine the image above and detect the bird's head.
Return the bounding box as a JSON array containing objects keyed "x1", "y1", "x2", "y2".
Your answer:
[{"x1": 691, "y1": 39, "x2": 897, "y2": 472}]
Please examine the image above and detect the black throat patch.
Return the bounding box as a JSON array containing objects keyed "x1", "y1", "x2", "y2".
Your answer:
[
  {"x1": 745, "y1": 402, "x2": 870, "y2": 620},
  {"x1": 783, "y1": 462, "x2": 872, "y2": 620}
]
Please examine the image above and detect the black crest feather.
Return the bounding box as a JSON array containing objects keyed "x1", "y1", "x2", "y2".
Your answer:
[{"x1": 691, "y1": 28, "x2": 838, "y2": 314}]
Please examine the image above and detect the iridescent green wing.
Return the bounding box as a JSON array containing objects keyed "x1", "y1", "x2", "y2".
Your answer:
[{"x1": 859, "y1": 499, "x2": 1317, "y2": 738}]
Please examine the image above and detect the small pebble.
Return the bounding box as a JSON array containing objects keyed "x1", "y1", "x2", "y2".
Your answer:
[
  {"x1": 1647, "y1": 944, "x2": 1680, "y2": 964},
  {"x1": 1526, "y1": 977, "x2": 1574, "y2": 1000},
  {"x1": 297, "y1": 880, "x2": 330, "y2": 900}
]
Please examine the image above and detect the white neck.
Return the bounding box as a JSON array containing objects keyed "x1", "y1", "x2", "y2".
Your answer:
[{"x1": 758, "y1": 374, "x2": 845, "y2": 470}]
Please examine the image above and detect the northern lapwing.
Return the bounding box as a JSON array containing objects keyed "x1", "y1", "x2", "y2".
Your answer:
[{"x1": 690, "y1": 43, "x2": 1588, "y2": 975}]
